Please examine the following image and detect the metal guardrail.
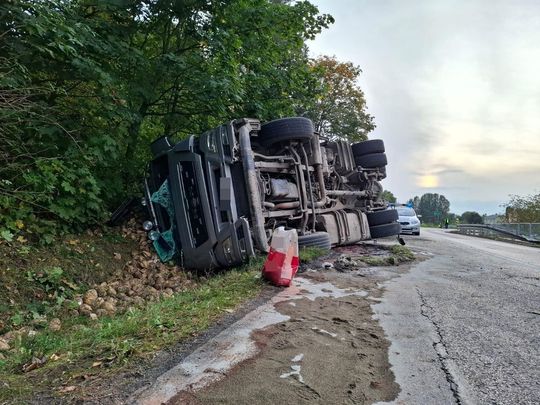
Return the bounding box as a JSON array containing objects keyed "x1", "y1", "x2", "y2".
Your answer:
[{"x1": 457, "y1": 223, "x2": 540, "y2": 243}]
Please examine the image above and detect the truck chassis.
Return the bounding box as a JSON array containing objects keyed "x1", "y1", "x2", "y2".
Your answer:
[{"x1": 144, "y1": 117, "x2": 400, "y2": 269}]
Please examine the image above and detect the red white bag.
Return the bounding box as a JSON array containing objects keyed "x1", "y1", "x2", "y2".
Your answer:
[{"x1": 262, "y1": 227, "x2": 299, "y2": 287}]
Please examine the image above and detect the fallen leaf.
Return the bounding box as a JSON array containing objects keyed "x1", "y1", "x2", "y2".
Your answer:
[
  {"x1": 58, "y1": 385, "x2": 76, "y2": 393},
  {"x1": 50, "y1": 353, "x2": 60, "y2": 361},
  {"x1": 68, "y1": 239, "x2": 79, "y2": 245},
  {"x1": 62, "y1": 279, "x2": 79, "y2": 290},
  {"x1": 113, "y1": 252, "x2": 122, "y2": 260},
  {"x1": 22, "y1": 356, "x2": 47, "y2": 372},
  {"x1": 91, "y1": 361, "x2": 102, "y2": 368},
  {"x1": 16, "y1": 236, "x2": 27, "y2": 243}
]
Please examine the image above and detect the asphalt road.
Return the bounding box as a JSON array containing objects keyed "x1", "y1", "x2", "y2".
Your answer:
[{"x1": 374, "y1": 228, "x2": 540, "y2": 405}]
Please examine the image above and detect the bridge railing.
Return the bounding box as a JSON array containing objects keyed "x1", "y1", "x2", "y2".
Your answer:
[{"x1": 457, "y1": 223, "x2": 540, "y2": 243}]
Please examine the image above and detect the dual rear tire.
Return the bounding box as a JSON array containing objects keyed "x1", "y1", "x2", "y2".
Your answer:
[
  {"x1": 259, "y1": 117, "x2": 314, "y2": 146},
  {"x1": 352, "y1": 140, "x2": 387, "y2": 169},
  {"x1": 366, "y1": 209, "x2": 401, "y2": 239}
]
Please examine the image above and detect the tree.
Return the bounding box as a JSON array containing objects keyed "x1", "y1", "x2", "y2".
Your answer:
[
  {"x1": 381, "y1": 190, "x2": 397, "y2": 203},
  {"x1": 0, "y1": 0, "x2": 334, "y2": 238},
  {"x1": 461, "y1": 211, "x2": 483, "y2": 224},
  {"x1": 503, "y1": 193, "x2": 540, "y2": 222},
  {"x1": 415, "y1": 193, "x2": 450, "y2": 224},
  {"x1": 304, "y1": 56, "x2": 375, "y2": 142}
]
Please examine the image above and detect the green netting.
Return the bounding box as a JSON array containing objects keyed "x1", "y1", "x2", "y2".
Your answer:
[{"x1": 150, "y1": 179, "x2": 177, "y2": 262}]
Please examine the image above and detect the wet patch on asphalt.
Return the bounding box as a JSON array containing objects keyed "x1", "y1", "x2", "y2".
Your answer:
[{"x1": 166, "y1": 267, "x2": 406, "y2": 405}]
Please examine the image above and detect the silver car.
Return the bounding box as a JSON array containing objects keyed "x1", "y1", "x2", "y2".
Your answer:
[{"x1": 396, "y1": 206, "x2": 421, "y2": 235}]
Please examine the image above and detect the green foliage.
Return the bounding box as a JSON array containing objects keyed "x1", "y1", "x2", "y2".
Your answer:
[
  {"x1": 24, "y1": 266, "x2": 78, "y2": 316},
  {"x1": 0, "y1": 229, "x2": 14, "y2": 242},
  {"x1": 381, "y1": 190, "x2": 397, "y2": 203},
  {"x1": 299, "y1": 246, "x2": 327, "y2": 262},
  {"x1": 0, "y1": 267, "x2": 262, "y2": 402},
  {"x1": 411, "y1": 193, "x2": 450, "y2": 224},
  {"x1": 389, "y1": 245, "x2": 415, "y2": 262},
  {"x1": 0, "y1": 0, "x2": 339, "y2": 237},
  {"x1": 305, "y1": 56, "x2": 375, "y2": 142},
  {"x1": 503, "y1": 193, "x2": 540, "y2": 222},
  {"x1": 27, "y1": 267, "x2": 64, "y2": 292},
  {"x1": 360, "y1": 245, "x2": 414, "y2": 266},
  {"x1": 460, "y1": 211, "x2": 483, "y2": 224}
]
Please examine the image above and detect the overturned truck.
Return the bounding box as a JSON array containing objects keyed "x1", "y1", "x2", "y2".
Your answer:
[{"x1": 143, "y1": 117, "x2": 400, "y2": 269}]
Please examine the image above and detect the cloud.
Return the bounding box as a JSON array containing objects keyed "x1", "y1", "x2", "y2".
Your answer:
[{"x1": 309, "y1": 0, "x2": 540, "y2": 213}]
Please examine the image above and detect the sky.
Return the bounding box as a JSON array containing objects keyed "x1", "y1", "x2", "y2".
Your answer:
[{"x1": 308, "y1": 0, "x2": 540, "y2": 214}]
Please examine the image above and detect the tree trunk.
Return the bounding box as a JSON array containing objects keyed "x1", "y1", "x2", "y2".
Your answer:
[{"x1": 123, "y1": 103, "x2": 148, "y2": 185}]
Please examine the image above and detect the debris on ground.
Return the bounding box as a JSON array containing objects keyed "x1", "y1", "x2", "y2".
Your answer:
[{"x1": 298, "y1": 242, "x2": 415, "y2": 275}]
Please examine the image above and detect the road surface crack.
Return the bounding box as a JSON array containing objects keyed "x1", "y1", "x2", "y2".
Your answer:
[{"x1": 416, "y1": 288, "x2": 462, "y2": 405}]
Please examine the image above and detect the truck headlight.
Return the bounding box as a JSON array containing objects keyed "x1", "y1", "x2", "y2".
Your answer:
[{"x1": 143, "y1": 220, "x2": 154, "y2": 231}]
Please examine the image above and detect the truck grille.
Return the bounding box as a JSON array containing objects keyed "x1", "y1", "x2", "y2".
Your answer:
[{"x1": 181, "y1": 162, "x2": 208, "y2": 247}]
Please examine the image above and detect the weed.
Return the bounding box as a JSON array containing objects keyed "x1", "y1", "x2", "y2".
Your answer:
[
  {"x1": 1, "y1": 229, "x2": 14, "y2": 242},
  {"x1": 27, "y1": 267, "x2": 64, "y2": 291},
  {"x1": 389, "y1": 245, "x2": 415, "y2": 262},
  {"x1": 0, "y1": 266, "x2": 264, "y2": 402},
  {"x1": 359, "y1": 256, "x2": 388, "y2": 266},
  {"x1": 299, "y1": 247, "x2": 327, "y2": 262},
  {"x1": 360, "y1": 245, "x2": 415, "y2": 267}
]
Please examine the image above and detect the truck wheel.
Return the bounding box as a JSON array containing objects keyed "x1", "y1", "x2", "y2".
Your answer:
[
  {"x1": 354, "y1": 152, "x2": 387, "y2": 168},
  {"x1": 369, "y1": 222, "x2": 401, "y2": 239},
  {"x1": 298, "y1": 231, "x2": 331, "y2": 251},
  {"x1": 259, "y1": 117, "x2": 314, "y2": 146},
  {"x1": 366, "y1": 209, "x2": 399, "y2": 227},
  {"x1": 351, "y1": 139, "x2": 385, "y2": 157}
]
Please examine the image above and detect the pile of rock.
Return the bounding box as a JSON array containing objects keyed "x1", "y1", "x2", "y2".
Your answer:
[{"x1": 74, "y1": 219, "x2": 192, "y2": 320}]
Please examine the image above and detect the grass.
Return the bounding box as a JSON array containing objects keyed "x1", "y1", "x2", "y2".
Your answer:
[
  {"x1": 0, "y1": 227, "x2": 137, "y2": 333},
  {"x1": 299, "y1": 246, "x2": 327, "y2": 262},
  {"x1": 0, "y1": 257, "x2": 265, "y2": 402},
  {"x1": 389, "y1": 245, "x2": 415, "y2": 262},
  {"x1": 359, "y1": 244, "x2": 415, "y2": 266},
  {"x1": 359, "y1": 256, "x2": 390, "y2": 266}
]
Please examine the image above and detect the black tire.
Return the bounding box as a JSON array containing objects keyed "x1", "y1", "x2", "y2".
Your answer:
[
  {"x1": 354, "y1": 152, "x2": 387, "y2": 168},
  {"x1": 369, "y1": 222, "x2": 401, "y2": 239},
  {"x1": 366, "y1": 209, "x2": 399, "y2": 227},
  {"x1": 351, "y1": 139, "x2": 385, "y2": 157},
  {"x1": 259, "y1": 117, "x2": 314, "y2": 146},
  {"x1": 298, "y1": 231, "x2": 331, "y2": 251}
]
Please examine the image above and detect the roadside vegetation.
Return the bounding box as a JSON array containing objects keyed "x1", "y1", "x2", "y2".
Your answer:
[
  {"x1": 0, "y1": 0, "x2": 375, "y2": 241},
  {"x1": 0, "y1": 246, "x2": 265, "y2": 402},
  {"x1": 503, "y1": 193, "x2": 540, "y2": 222},
  {"x1": 299, "y1": 246, "x2": 327, "y2": 262},
  {"x1": 359, "y1": 244, "x2": 415, "y2": 266}
]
